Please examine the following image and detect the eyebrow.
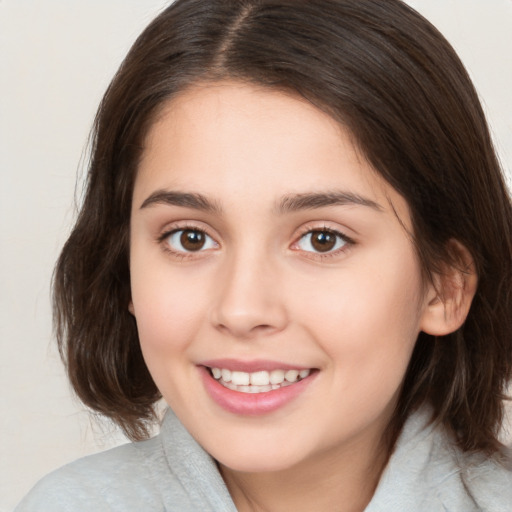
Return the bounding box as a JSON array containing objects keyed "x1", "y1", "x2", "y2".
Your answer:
[
  {"x1": 139, "y1": 189, "x2": 383, "y2": 215},
  {"x1": 276, "y1": 191, "x2": 383, "y2": 213},
  {"x1": 140, "y1": 190, "x2": 222, "y2": 213}
]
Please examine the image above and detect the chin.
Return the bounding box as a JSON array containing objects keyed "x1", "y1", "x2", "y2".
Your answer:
[
  {"x1": 205, "y1": 433, "x2": 312, "y2": 474},
  {"x1": 216, "y1": 451, "x2": 303, "y2": 474}
]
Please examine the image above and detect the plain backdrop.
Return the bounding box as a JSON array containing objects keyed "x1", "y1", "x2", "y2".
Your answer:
[{"x1": 1, "y1": 1, "x2": 511, "y2": 510}]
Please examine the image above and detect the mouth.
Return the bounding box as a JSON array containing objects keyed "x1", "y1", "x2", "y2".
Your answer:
[
  {"x1": 207, "y1": 367, "x2": 312, "y2": 394},
  {"x1": 198, "y1": 360, "x2": 317, "y2": 415}
]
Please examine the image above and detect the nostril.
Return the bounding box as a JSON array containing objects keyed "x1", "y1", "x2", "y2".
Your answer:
[{"x1": 214, "y1": 321, "x2": 279, "y2": 340}]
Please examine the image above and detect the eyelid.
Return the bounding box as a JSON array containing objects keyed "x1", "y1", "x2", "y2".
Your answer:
[
  {"x1": 157, "y1": 219, "x2": 218, "y2": 240},
  {"x1": 155, "y1": 220, "x2": 354, "y2": 260},
  {"x1": 290, "y1": 223, "x2": 355, "y2": 258},
  {"x1": 157, "y1": 222, "x2": 220, "y2": 258}
]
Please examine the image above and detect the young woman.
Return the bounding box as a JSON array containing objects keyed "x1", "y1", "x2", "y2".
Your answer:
[{"x1": 16, "y1": 1, "x2": 512, "y2": 510}]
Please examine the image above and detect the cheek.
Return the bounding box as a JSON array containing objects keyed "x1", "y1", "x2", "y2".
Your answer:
[
  {"x1": 129, "y1": 255, "x2": 210, "y2": 359},
  {"x1": 130, "y1": 265, "x2": 212, "y2": 406},
  {"x1": 292, "y1": 249, "x2": 424, "y2": 381}
]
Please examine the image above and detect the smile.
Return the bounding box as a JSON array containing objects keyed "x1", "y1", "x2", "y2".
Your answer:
[
  {"x1": 199, "y1": 363, "x2": 317, "y2": 415},
  {"x1": 209, "y1": 368, "x2": 311, "y2": 394}
]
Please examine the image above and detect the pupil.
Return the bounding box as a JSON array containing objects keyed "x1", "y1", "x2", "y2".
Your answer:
[
  {"x1": 180, "y1": 230, "x2": 205, "y2": 251},
  {"x1": 311, "y1": 231, "x2": 336, "y2": 252}
]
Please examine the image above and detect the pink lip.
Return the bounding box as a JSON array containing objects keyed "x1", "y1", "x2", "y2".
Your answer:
[
  {"x1": 199, "y1": 358, "x2": 311, "y2": 372},
  {"x1": 198, "y1": 365, "x2": 317, "y2": 416}
]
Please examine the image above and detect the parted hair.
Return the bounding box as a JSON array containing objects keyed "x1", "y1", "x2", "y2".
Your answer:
[{"x1": 54, "y1": 0, "x2": 512, "y2": 454}]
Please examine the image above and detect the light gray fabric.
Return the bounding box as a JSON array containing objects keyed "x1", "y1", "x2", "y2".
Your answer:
[
  {"x1": 16, "y1": 408, "x2": 512, "y2": 511},
  {"x1": 365, "y1": 410, "x2": 512, "y2": 512},
  {"x1": 15, "y1": 409, "x2": 237, "y2": 512}
]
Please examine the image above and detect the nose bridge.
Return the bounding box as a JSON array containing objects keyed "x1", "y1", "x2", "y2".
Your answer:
[{"x1": 210, "y1": 240, "x2": 287, "y2": 338}]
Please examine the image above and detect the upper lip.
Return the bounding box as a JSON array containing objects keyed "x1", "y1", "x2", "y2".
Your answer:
[{"x1": 199, "y1": 358, "x2": 313, "y2": 372}]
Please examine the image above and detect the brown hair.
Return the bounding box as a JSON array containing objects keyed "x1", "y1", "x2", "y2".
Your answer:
[{"x1": 54, "y1": 0, "x2": 512, "y2": 453}]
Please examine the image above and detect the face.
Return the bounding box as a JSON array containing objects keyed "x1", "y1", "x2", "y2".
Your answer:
[{"x1": 129, "y1": 82, "x2": 433, "y2": 474}]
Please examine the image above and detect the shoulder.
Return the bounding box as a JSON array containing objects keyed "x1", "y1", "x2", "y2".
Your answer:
[
  {"x1": 15, "y1": 436, "x2": 170, "y2": 512},
  {"x1": 457, "y1": 448, "x2": 512, "y2": 512},
  {"x1": 15, "y1": 408, "x2": 236, "y2": 512},
  {"x1": 423, "y1": 418, "x2": 512, "y2": 512},
  {"x1": 367, "y1": 408, "x2": 512, "y2": 512}
]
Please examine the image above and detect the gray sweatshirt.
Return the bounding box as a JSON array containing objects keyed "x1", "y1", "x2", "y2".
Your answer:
[{"x1": 16, "y1": 408, "x2": 512, "y2": 511}]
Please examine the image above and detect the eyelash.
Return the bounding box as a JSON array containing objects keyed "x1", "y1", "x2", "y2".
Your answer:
[
  {"x1": 157, "y1": 224, "x2": 354, "y2": 260},
  {"x1": 157, "y1": 224, "x2": 217, "y2": 260},
  {"x1": 292, "y1": 225, "x2": 354, "y2": 260}
]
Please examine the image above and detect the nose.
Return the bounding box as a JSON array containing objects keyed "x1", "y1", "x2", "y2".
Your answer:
[{"x1": 209, "y1": 250, "x2": 288, "y2": 340}]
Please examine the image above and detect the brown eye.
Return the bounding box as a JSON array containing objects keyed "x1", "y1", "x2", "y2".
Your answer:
[
  {"x1": 310, "y1": 231, "x2": 336, "y2": 252},
  {"x1": 166, "y1": 229, "x2": 216, "y2": 253},
  {"x1": 180, "y1": 230, "x2": 206, "y2": 251},
  {"x1": 296, "y1": 229, "x2": 348, "y2": 254}
]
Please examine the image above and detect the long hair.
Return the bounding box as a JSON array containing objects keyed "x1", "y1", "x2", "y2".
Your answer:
[{"x1": 54, "y1": 0, "x2": 512, "y2": 452}]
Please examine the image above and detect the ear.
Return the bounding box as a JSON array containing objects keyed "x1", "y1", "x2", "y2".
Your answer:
[
  {"x1": 420, "y1": 240, "x2": 478, "y2": 336},
  {"x1": 128, "y1": 301, "x2": 135, "y2": 315}
]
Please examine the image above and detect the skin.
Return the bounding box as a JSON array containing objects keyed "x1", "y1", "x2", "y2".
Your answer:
[{"x1": 129, "y1": 81, "x2": 458, "y2": 511}]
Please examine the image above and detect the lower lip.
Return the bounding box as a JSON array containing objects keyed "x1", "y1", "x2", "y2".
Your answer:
[{"x1": 199, "y1": 366, "x2": 316, "y2": 416}]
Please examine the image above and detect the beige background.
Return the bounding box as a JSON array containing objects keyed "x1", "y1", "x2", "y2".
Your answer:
[{"x1": 1, "y1": 1, "x2": 511, "y2": 510}]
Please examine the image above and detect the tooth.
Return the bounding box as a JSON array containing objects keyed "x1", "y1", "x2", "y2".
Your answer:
[
  {"x1": 269, "y1": 369, "x2": 285, "y2": 384},
  {"x1": 231, "y1": 371, "x2": 250, "y2": 386},
  {"x1": 216, "y1": 368, "x2": 308, "y2": 389},
  {"x1": 245, "y1": 385, "x2": 274, "y2": 394},
  {"x1": 250, "y1": 371, "x2": 270, "y2": 386},
  {"x1": 285, "y1": 369, "x2": 299, "y2": 382}
]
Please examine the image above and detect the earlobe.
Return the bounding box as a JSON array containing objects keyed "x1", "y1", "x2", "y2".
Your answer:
[
  {"x1": 420, "y1": 241, "x2": 478, "y2": 336},
  {"x1": 128, "y1": 301, "x2": 135, "y2": 315}
]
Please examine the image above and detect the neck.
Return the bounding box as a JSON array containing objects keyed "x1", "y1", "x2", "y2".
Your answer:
[{"x1": 219, "y1": 430, "x2": 390, "y2": 512}]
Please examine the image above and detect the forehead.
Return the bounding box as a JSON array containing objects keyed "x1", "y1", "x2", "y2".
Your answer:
[
  {"x1": 139, "y1": 81, "x2": 354, "y2": 176},
  {"x1": 133, "y1": 81, "x2": 410, "y2": 224}
]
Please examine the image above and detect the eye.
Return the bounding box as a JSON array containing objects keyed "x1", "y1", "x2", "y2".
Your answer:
[
  {"x1": 296, "y1": 229, "x2": 349, "y2": 254},
  {"x1": 165, "y1": 228, "x2": 217, "y2": 253}
]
